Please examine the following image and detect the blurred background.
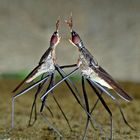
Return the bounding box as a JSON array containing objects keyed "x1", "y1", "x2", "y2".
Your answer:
[
  {"x1": 0, "y1": 1, "x2": 140, "y2": 139},
  {"x1": 0, "y1": 0, "x2": 140, "y2": 82}
]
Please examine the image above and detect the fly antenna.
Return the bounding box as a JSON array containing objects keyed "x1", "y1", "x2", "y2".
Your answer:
[
  {"x1": 65, "y1": 13, "x2": 73, "y2": 31},
  {"x1": 56, "y1": 17, "x2": 60, "y2": 32}
]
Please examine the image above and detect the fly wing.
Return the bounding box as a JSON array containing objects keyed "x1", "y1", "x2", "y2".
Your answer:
[
  {"x1": 39, "y1": 47, "x2": 52, "y2": 64},
  {"x1": 13, "y1": 47, "x2": 51, "y2": 93},
  {"x1": 81, "y1": 47, "x2": 98, "y2": 67},
  {"x1": 12, "y1": 64, "x2": 41, "y2": 92},
  {"x1": 92, "y1": 66, "x2": 133, "y2": 102}
]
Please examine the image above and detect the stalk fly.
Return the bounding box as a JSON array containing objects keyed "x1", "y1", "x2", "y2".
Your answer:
[
  {"x1": 12, "y1": 19, "x2": 83, "y2": 137},
  {"x1": 41, "y1": 65, "x2": 105, "y2": 137},
  {"x1": 12, "y1": 16, "x2": 134, "y2": 139},
  {"x1": 65, "y1": 15, "x2": 134, "y2": 139}
]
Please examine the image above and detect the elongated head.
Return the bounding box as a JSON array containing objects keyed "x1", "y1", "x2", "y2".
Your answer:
[
  {"x1": 50, "y1": 19, "x2": 61, "y2": 47},
  {"x1": 65, "y1": 16, "x2": 84, "y2": 49}
]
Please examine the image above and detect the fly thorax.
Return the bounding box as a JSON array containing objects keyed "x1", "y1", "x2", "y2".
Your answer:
[
  {"x1": 79, "y1": 53, "x2": 89, "y2": 67},
  {"x1": 77, "y1": 53, "x2": 94, "y2": 77},
  {"x1": 51, "y1": 49, "x2": 56, "y2": 63},
  {"x1": 81, "y1": 66, "x2": 94, "y2": 78},
  {"x1": 41, "y1": 52, "x2": 55, "y2": 72}
]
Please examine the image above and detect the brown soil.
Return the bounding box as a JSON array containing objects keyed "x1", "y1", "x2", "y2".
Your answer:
[{"x1": 0, "y1": 79, "x2": 140, "y2": 140}]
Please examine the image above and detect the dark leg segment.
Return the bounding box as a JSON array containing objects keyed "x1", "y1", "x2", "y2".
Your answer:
[
  {"x1": 12, "y1": 75, "x2": 49, "y2": 128},
  {"x1": 89, "y1": 82, "x2": 135, "y2": 131},
  {"x1": 82, "y1": 76, "x2": 90, "y2": 140},
  {"x1": 51, "y1": 73, "x2": 72, "y2": 131},
  {"x1": 40, "y1": 75, "x2": 53, "y2": 113},
  {"x1": 59, "y1": 64, "x2": 77, "y2": 69},
  {"x1": 40, "y1": 73, "x2": 72, "y2": 131},
  {"x1": 40, "y1": 68, "x2": 79, "y2": 100},
  {"x1": 39, "y1": 74, "x2": 62, "y2": 137},
  {"x1": 55, "y1": 65, "x2": 82, "y2": 103},
  {"x1": 87, "y1": 79, "x2": 113, "y2": 140},
  {"x1": 40, "y1": 68, "x2": 101, "y2": 133},
  {"x1": 28, "y1": 74, "x2": 49, "y2": 126}
]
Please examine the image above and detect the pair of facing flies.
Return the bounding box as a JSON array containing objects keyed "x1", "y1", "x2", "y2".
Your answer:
[{"x1": 12, "y1": 16, "x2": 134, "y2": 139}]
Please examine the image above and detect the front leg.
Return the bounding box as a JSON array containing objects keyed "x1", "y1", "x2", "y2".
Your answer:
[{"x1": 59, "y1": 64, "x2": 77, "y2": 69}]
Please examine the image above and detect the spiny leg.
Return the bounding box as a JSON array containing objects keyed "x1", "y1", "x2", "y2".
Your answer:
[
  {"x1": 11, "y1": 75, "x2": 49, "y2": 128},
  {"x1": 87, "y1": 79, "x2": 113, "y2": 140}
]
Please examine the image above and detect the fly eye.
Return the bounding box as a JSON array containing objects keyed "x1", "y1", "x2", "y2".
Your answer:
[
  {"x1": 72, "y1": 31, "x2": 75, "y2": 36},
  {"x1": 53, "y1": 31, "x2": 59, "y2": 36}
]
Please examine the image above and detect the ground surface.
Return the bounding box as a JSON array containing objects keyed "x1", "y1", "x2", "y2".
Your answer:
[{"x1": 0, "y1": 79, "x2": 140, "y2": 140}]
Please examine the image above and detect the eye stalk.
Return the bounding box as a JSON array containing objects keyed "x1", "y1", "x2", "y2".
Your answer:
[
  {"x1": 70, "y1": 31, "x2": 82, "y2": 46},
  {"x1": 50, "y1": 19, "x2": 61, "y2": 47},
  {"x1": 65, "y1": 16, "x2": 84, "y2": 49}
]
